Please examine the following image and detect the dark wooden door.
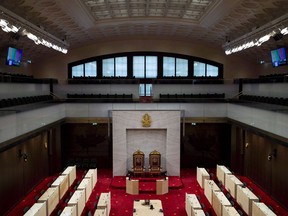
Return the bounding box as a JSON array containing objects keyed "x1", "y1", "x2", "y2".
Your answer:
[{"x1": 244, "y1": 132, "x2": 272, "y2": 192}]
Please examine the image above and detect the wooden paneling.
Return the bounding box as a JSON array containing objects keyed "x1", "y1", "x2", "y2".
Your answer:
[
  {"x1": 271, "y1": 143, "x2": 288, "y2": 208},
  {"x1": 49, "y1": 126, "x2": 62, "y2": 174},
  {"x1": 0, "y1": 145, "x2": 24, "y2": 215},
  {"x1": 0, "y1": 131, "x2": 51, "y2": 215},
  {"x1": 230, "y1": 125, "x2": 244, "y2": 174},
  {"x1": 181, "y1": 123, "x2": 231, "y2": 168},
  {"x1": 244, "y1": 132, "x2": 272, "y2": 192},
  {"x1": 23, "y1": 133, "x2": 49, "y2": 192},
  {"x1": 238, "y1": 128, "x2": 288, "y2": 211}
]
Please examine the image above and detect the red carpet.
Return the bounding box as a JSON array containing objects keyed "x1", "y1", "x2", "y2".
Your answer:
[{"x1": 5, "y1": 168, "x2": 288, "y2": 216}]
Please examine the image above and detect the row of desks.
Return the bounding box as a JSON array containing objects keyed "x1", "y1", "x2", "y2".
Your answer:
[
  {"x1": 66, "y1": 168, "x2": 97, "y2": 216},
  {"x1": 216, "y1": 165, "x2": 276, "y2": 216},
  {"x1": 94, "y1": 192, "x2": 111, "y2": 216},
  {"x1": 185, "y1": 193, "x2": 206, "y2": 216},
  {"x1": 197, "y1": 166, "x2": 277, "y2": 216},
  {"x1": 24, "y1": 166, "x2": 98, "y2": 216},
  {"x1": 24, "y1": 165, "x2": 77, "y2": 216}
]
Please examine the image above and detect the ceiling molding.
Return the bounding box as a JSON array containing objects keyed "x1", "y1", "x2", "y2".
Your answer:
[
  {"x1": 56, "y1": 0, "x2": 95, "y2": 29},
  {"x1": 199, "y1": 0, "x2": 242, "y2": 28}
]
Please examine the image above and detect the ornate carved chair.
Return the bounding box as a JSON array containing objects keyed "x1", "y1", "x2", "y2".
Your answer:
[
  {"x1": 149, "y1": 150, "x2": 161, "y2": 175},
  {"x1": 132, "y1": 150, "x2": 145, "y2": 175}
]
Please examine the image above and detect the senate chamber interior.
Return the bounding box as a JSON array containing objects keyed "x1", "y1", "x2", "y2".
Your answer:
[{"x1": 0, "y1": 1, "x2": 288, "y2": 216}]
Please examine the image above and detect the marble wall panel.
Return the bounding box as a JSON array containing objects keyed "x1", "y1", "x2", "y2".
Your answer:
[
  {"x1": 112, "y1": 110, "x2": 181, "y2": 176},
  {"x1": 126, "y1": 129, "x2": 166, "y2": 171}
]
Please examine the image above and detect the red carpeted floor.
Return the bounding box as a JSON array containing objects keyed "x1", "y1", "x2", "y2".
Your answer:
[{"x1": 5, "y1": 168, "x2": 288, "y2": 216}]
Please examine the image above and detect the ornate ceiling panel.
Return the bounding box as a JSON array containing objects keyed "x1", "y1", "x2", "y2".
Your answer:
[{"x1": 0, "y1": 0, "x2": 287, "y2": 65}]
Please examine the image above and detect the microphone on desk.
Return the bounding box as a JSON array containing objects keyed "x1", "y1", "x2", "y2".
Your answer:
[{"x1": 150, "y1": 204, "x2": 154, "y2": 210}]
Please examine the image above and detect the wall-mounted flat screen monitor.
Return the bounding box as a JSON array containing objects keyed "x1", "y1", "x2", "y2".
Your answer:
[
  {"x1": 6, "y1": 47, "x2": 23, "y2": 66},
  {"x1": 270, "y1": 47, "x2": 287, "y2": 67}
]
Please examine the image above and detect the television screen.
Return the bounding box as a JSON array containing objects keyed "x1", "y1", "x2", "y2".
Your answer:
[
  {"x1": 6, "y1": 47, "x2": 23, "y2": 66},
  {"x1": 270, "y1": 47, "x2": 287, "y2": 67}
]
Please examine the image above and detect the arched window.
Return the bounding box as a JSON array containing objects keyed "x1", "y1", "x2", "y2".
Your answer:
[{"x1": 68, "y1": 52, "x2": 223, "y2": 80}]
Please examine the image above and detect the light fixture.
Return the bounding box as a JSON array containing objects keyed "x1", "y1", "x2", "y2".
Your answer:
[
  {"x1": 0, "y1": 5, "x2": 69, "y2": 54},
  {"x1": 223, "y1": 13, "x2": 288, "y2": 55}
]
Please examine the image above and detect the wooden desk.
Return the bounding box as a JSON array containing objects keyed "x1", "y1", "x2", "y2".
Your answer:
[
  {"x1": 60, "y1": 205, "x2": 77, "y2": 216},
  {"x1": 126, "y1": 178, "x2": 139, "y2": 195},
  {"x1": 212, "y1": 191, "x2": 232, "y2": 216},
  {"x1": 85, "y1": 168, "x2": 97, "y2": 189},
  {"x1": 67, "y1": 190, "x2": 85, "y2": 216},
  {"x1": 252, "y1": 202, "x2": 277, "y2": 216},
  {"x1": 186, "y1": 193, "x2": 202, "y2": 216},
  {"x1": 133, "y1": 200, "x2": 163, "y2": 216},
  {"x1": 51, "y1": 174, "x2": 69, "y2": 200},
  {"x1": 94, "y1": 208, "x2": 107, "y2": 216},
  {"x1": 62, "y1": 165, "x2": 76, "y2": 186},
  {"x1": 236, "y1": 185, "x2": 259, "y2": 216},
  {"x1": 156, "y1": 178, "x2": 168, "y2": 195},
  {"x1": 216, "y1": 165, "x2": 232, "y2": 186},
  {"x1": 97, "y1": 192, "x2": 111, "y2": 216},
  {"x1": 24, "y1": 202, "x2": 47, "y2": 216},
  {"x1": 37, "y1": 187, "x2": 59, "y2": 216},
  {"x1": 204, "y1": 180, "x2": 221, "y2": 204},
  {"x1": 222, "y1": 206, "x2": 240, "y2": 216},
  {"x1": 192, "y1": 209, "x2": 206, "y2": 216},
  {"x1": 77, "y1": 178, "x2": 92, "y2": 202},
  {"x1": 225, "y1": 175, "x2": 243, "y2": 198},
  {"x1": 196, "y1": 167, "x2": 210, "y2": 189}
]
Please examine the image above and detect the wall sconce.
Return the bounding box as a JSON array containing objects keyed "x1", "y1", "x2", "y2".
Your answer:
[
  {"x1": 267, "y1": 149, "x2": 277, "y2": 161},
  {"x1": 23, "y1": 153, "x2": 28, "y2": 162},
  {"x1": 18, "y1": 149, "x2": 28, "y2": 162}
]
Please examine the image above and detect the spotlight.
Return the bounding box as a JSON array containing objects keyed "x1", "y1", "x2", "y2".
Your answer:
[
  {"x1": 273, "y1": 33, "x2": 283, "y2": 41},
  {"x1": 223, "y1": 13, "x2": 288, "y2": 55},
  {"x1": 0, "y1": 5, "x2": 69, "y2": 54}
]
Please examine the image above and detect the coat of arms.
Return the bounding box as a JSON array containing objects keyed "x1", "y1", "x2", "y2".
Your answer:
[{"x1": 142, "y1": 113, "x2": 151, "y2": 127}]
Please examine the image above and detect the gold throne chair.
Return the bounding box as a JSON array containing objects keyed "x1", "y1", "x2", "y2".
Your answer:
[
  {"x1": 132, "y1": 150, "x2": 145, "y2": 175},
  {"x1": 149, "y1": 150, "x2": 162, "y2": 175}
]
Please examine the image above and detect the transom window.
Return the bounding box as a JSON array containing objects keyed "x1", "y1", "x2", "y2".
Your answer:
[
  {"x1": 207, "y1": 64, "x2": 219, "y2": 77},
  {"x1": 133, "y1": 56, "x2": 157, "y2": 78},
  {"x1": 68, "y1": 52, "x2": 222, "y2": 79},
  {"x1": 71, "y1": 61, "x2": 97, "y2": 77},
  {"x1": 85, "y1": 62, "x2": 97, "y2": 77},
  {"x1": 194, "y1": 61, "x2": 219, "y2": 77},
  {"x1": 72, "y1": 65, "x2": 84, "y2": 77},
  {"x1": 163, "y1": 57, "x2": 188, "y2": 77},
  {"x1": 103, "y1": 57, "x2": 127, "y2": 77}
]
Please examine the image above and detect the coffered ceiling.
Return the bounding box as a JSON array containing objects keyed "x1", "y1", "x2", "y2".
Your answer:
[{"x1": 0, "y1": 0, "x2": 288, "y2": 64}]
